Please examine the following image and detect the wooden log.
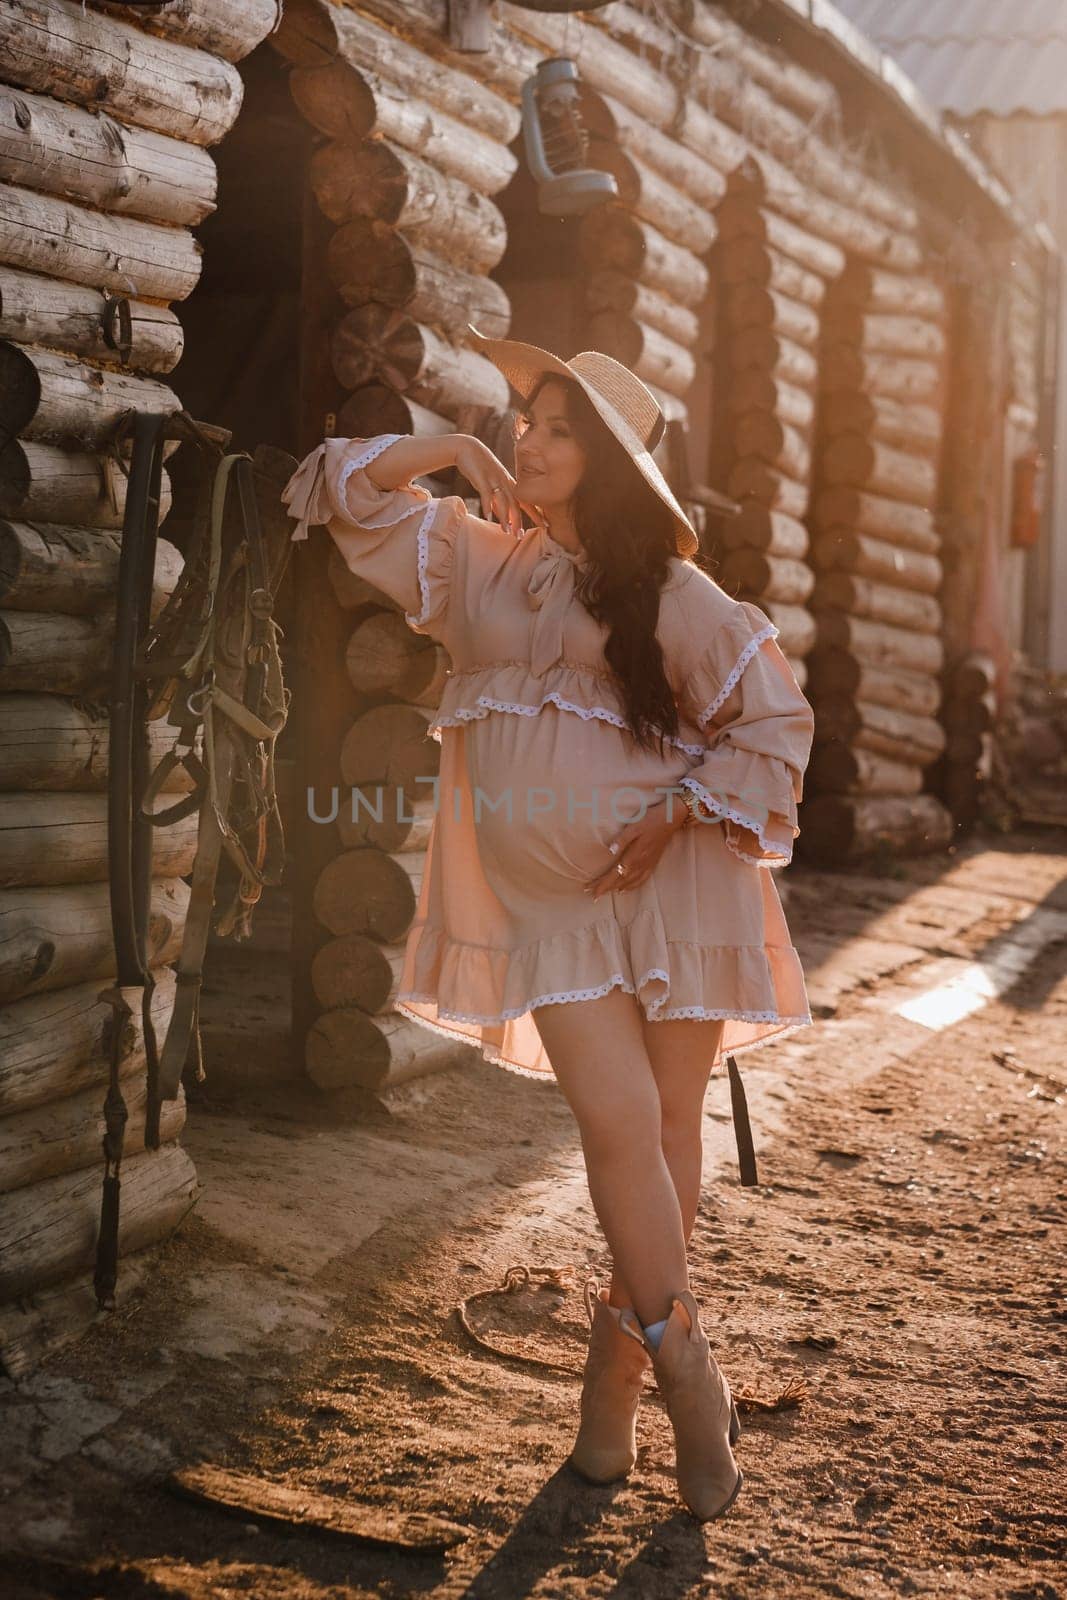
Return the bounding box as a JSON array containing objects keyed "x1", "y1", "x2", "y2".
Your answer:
[
  {"x1": 0, "y1": 876, "x2": 188, "y2": 1004},
  {"x1": 276, "y1": 0, "x2": 519, "y2": 146},
  {"x1": 820, "y1": 391, "x2": 942, "y2": 457},
  {"x1": 726, "y1": 461, "x2": 808, "y2": 520},
  {"x1": 581, "y1": 85, "x2": 748, "y2": 192},
  {"x1": 763, "y1": 602, "x2": 816, "y2": 658},
  {"x1": 305, "y1": 1005, "x2": 471, "y2": 1094},
  {"x1": 941, "y1": 691, "x2": 994, "y2": 737},
  {"x1": 0, "y1": 793, "x2": 197, "y2": 888},
  {"x1": 0, "y1": 524, "x2": 181, "y2": 614},
  {"x1": 811, "y1": 530, "x2": 942, "y2": 595},
  {"x1": 310, "y1": 139, "x2": 506, "y2": 274},
  {"x1": 89, "y1": 0, "x2": 281, "y2": 64},
  {"x1": 949, "y1": 652, "x2": 996, "y2": 701},
  {"x1": 327, "y1": 546, "x2": 399, "y2": 614},
  {"x1": 679, "y1": 0, "x2": 840, "y2": 124},
  {"x1": 586, "y1": 139, "x2": 720, "y2": 254},
  {"x1": 800, "y1": 793, "x2": 953, "y2": 863},
  {"x1": 732, "y1": 412, "x2": 811, "y2": 482},
  {"x1": 808, "y1": 744, "x2": 923, "y2": 797},
  {"x1": 0, "y1": 1140, "x2": 199, "y2": 1303},
  {"x1": 729, "y1": 329, "x2": 818, "y2": 389},
  {"x1": 339, "y1": 703, "x2": 439, "y2": 792},
  {"x1": 715, "y1": 197, "x2": 846, "y2": 282},
  {"x1": 719, "y1": 504, "x2": 809, "y2": 559},
  {"x1": 718, "y1": 549, "x2": 814, "y2": 606},
  {"x1": 326, "y1": 221, "x2": 510, "y2": 339},
  {"x1": 0, "y1": 611, "x2": 110, "y2": 694},
  {"x1": 586, "y1": 312, "x2": 695, "y2": 397},
  {"x1": 330, "y1": 307, "x2": 509, "y2": 414},
  {"x1": 0, "y1": 441, "x2": 167, "y2": 529},
  {"x1": 812, "y1": 697, "x2": 945, "y2": 766},
  {"x1": 0, "y1": 265, "x2": 184, "y2": 374},
  {"x1": 820, "y1": 344, "x2": 940, "y2": 403},
  {"x1": 585, "y1": 271, "x2": 699, "y2": 349},
  {"x1": 0, "y1": 181, "x2": 202, "y2": 302},
  {"x1": 727, "y1": 285, "x2": 821, "y2": 350},
  {"x1": 824, "y1": 309, "x2": 947, "y2": 362},
  {"x1": 336, "y1": 385, "x2": 453, "y2": 442},
  {"x1": 836, "y1": 262, "x2": 947, "y2": 320},
  {"x1": 344, "y1": 611, "x2": 446, "y2": 700},
  {"x1": 814, "y1": 609, "x2": 944, "y2": 675},
  {"x1": 813, "y1": 486, "x2": 939, "y2": 554},
  {"x1": 816, "y1": 572, "x2": 941, "y2": 635},
  {"x1": 719, "y1": 236, "x2": 825, "y2": 307},
  {"x1": 726, "y1": 371, "x2": 815, "y2": 434},
  {"x1": 289, "y1": 65, "x2": 516, "y2": 198},
  {"x1": 0, "y1": 966, "x2": 176, "y2": 1116},
  {"x1": 0, "y1": 694, "x2": 193, "y2": 793},
  {"x1": 806, "y1": 650, "x2": 942, "y2": 717},
  {"x1": 579, "y1": 207, "x2": 710, "y2": 308},
  {"x1": 943, "y1": 729, "x2": 986, "y2": 768},
  {"x1": 336, "y1": 791, "x2": 436, "y2": 853},
  {"x1": 0, "y1": 83, "x2": 217, "y2": 227},
  {"x1": 1, "y1": 0, "x2": 244, "y2": 147},
  {"x1": 311, "y1": 931, "x2": 396, "y2": 1014},
  {"x1": 732, "y1": 149, "x2": 922, "y2": 273},
  {"x1": 821, "y1": 434, "x2": 938, "y2": 505},
  {"x1": 0, "y1": 344, "x2": 181, "y2": 448},
  {"x1": 0, "y1": 1075, "x2": 185, "y2": 1196},
  {"x1": 680, "y1": 52, "x2": 912, "y2": 236},
  {"x1": 312, "y1": 848, "x2": 417, "y2": 941}
]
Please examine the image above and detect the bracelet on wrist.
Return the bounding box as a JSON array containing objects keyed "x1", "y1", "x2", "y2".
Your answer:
[{"x1": 680, "y1": 787, "x2": 718, "y2": 827}]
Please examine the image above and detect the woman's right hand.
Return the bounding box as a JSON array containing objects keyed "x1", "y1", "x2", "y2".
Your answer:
[{"x1": 453, "y1": 435, "x2": 526, "y2": 539}]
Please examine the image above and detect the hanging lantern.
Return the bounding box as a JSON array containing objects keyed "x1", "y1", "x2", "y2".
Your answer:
[{"x1": 521, "y1": 58, "x2": 619, "y2": 217}]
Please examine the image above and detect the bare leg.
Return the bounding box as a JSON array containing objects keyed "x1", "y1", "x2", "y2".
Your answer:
[
  {"x1": 609, "y1": 1017, "x2": 726, "y2": 1312},
  {"x1": 531, "y1": 987, "x2": 689, "y2": 1328}
]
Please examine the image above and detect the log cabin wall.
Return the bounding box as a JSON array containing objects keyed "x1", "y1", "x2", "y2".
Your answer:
[
  {"x1": 802, "y1": 260, "x2": 955, "y2": 861},
  {"x1": 0, "y1": 0, "x2": 281, "y2": 1365}
]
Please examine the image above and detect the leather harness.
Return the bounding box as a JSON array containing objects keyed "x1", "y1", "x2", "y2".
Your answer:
[{"x1": 96, "y1": 411, "x2": 291, "y2": 1310}]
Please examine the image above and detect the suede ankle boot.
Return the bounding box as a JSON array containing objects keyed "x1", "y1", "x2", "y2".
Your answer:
[
  {"x1": 619, "y1": 1290, "x2": 743, "y2": 1521},
  {"x1": 569, "y1": 1281, "x2": 652, "y2": 1484}
]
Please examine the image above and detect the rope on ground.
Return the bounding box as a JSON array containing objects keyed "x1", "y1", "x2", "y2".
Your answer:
[
  {"x1": 455, "y1": 1264, "x2": 583, "y2": 1378},
  {"x1": 454, "y1": 1264, "x2": 810, "y2": 1413}
]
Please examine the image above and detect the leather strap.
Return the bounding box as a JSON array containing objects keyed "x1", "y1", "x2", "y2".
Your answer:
[{"x1": 727, "y1": 1055, "x2": 759, "y2": 1188}]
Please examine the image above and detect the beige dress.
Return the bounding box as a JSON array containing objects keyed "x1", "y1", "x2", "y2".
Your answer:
[{"x1": 283, "y1": 434, "x2": 816, "y2": 1080}]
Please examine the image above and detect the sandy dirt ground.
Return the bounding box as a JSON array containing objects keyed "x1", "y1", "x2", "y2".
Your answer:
[{"x1": 1, "y1": 831, "x2": 1065, "y2": 1600}]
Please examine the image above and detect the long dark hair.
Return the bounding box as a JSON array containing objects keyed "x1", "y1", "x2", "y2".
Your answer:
[{"x1": 519, "y1": 373, "x2": 690, "y2": 757}]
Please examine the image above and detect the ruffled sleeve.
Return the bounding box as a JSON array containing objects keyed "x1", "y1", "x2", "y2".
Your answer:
[
  {"x1": 677, "y1": 598, "x2": 815, "y2": 868},
  {"x1": 280, "y1": 434, "x2": 464, "y2": 644}
]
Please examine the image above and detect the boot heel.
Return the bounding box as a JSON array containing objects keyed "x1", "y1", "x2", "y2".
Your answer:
[{"x1": 728, "y1": 1400, "x2": 741, "y2": 1446}]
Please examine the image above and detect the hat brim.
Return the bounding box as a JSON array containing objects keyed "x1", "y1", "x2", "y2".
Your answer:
[{"x1": 468, "y1": 325, "x2": 699, "y2": 559}]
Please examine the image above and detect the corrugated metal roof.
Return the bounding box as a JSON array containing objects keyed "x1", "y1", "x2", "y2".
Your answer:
[{"x1": 832, "y1": 0, "x2": 1067, "y2": 116}]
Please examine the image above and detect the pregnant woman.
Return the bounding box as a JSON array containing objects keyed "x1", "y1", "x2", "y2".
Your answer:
[{"x1": 282, "y1": 329, "x2": 815, "y2": 1522}]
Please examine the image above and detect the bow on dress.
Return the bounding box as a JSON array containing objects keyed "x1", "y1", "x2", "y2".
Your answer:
[
  {"x1": 526, "y1": 530, "x2": 589, "y2": 678},
  {"x1": 281, "y1": 439, "x2": 333, "y2": 542}
]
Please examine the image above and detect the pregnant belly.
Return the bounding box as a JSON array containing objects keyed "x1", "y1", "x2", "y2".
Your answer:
[{"x1": 463, "y1": 707, "x2": 692, "y2": 892}]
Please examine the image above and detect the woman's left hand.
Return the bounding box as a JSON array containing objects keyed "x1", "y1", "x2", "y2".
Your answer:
[{"x1": 585, "y1": 797, "x2": 687, "y2": 899}]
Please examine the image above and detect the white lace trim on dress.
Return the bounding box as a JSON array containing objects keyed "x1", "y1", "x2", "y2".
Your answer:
[
  {"x1": 404, "y1": 497, "x2": 444, "y2": 627},
  {"x1": 396, "y1": 973, "x2": 807, "y2": 1031},
  {"x1": 336, "y1": 436, "x2": 444, "y2": 627},
  {"x1": 679, "y1": 774, "x2": 793, "y2": 868},
  {"x1": 395, "y1": 994, "x2": 811, "y2": 1080},
  {"x1": 428, "y1": 695, "x2": 706, "y2": 758},
  {"x1": 695, "y1": 622, "x2": 779, "y2": 729}
]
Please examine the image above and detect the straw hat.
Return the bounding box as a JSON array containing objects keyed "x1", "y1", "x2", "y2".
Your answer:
[{"x1": 467, "y1": 324, "x2": 700, "y2": 559}]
